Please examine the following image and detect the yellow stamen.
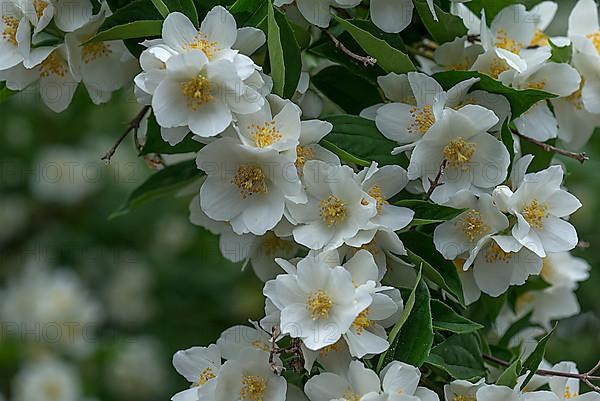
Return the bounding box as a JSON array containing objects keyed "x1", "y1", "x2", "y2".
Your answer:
[
  {"x1": 368, "y1": 185, "x2": 388, "y2": 215},
  {"x1": 187, "y1": 31, "x2": 218, "y2": 59},
  {"x1": 343, "y1": 389, "x2": 361, "y2": 401},
  {"x1": 515, "y1": 292, "x2": 534, "y2": 313},
  {"x1": 458, "y1": 210, "x2": 489, "y2": 242},
  {"x1": 33, "y1": 0, "x2": 48, "y2": 18},
  {"x1": 408, "y1": 105, "x2": 435, "y2": 135},
  {"x1": 485, "y1": 241, "x2": 512, "y2": 264},
  {"x1": 530, "y1": 29, "x2": 549, "y2": 47},
  {"x1": 181, "y1": 74, "x2": 214, "y2": 110},
  {"x1": 566, "y1": 81, "x2": 584, "y2": 110},
  {"x1": 240, "y1": 375, "x2": 268, "y2": 401},
  {"x1": 2, "y1": 16, "x2": 19, "y2": 46},
  {"x1": 586, "y1": 31, "x2": 600, "y2": 55},
  {"x1": 307, "y1": 290, "x2": 333, "y2": 320},
  {"x1": 82, "y1": 42, "x2": 112, "y2": 64},
  {"x1": 295, "y1": 145, "x2": 314, "y2": 174},
  {"x1": 489, "y1": 58, "x2": 509, "y2": 79},
  {"x1": 39, "y1": 52, "x2": 68, "y2": 77},
  {"x1": 564, "y1": 385, "x2": 578, "y2": 399},
  {"x1": 496, "y1": 29, "x2": 523, "y2": 54},
  {"x1": 522, "y1": 199, "x2": 548, "y2": 229},
  {"x1": 198, "y1": 368, "x2": 216, "y2": 385},
  {"x1": 443, "y1": 137, "x2": 476, "y2": 170},
  {"x1": 250, "y1": 121, "x2": 282, "y2": 148},
  {"x1": 232, "y1": 164, "x2": 268, "y2": 198},
  {"x1": 318, "y1": 342, "x2": 340, "y2": 358},
  {"x1": 352, "y1": 309, "x2": 371, "y2": 334},
  {"x1": 262, "y1": 232, "x2": 294, "y2": 255},
  {"x1": 540, "y1": 257, "x2": 553, "y2": 283},
  {"x1": 320, "y1": 195, "x2": 346, "y2": 226},
  {"x1": 251, "y1": 339, "x2": 271, "y2": 352},
  {"x1": 526, "y1": 81, "x2": 546, "y2": 90},
  {"x1": 452, "y1": 397, "x2": 475, "y2": 401}
]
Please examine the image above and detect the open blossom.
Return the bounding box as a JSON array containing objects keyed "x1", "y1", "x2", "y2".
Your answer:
[
  {"x1": 407, "y1": 105, "x2": 510, "y2": 204},
  {"x1": 196, "y1": 137, "x2": 304, "y2": 236},
  {"x1": 493, "y1": 165, "x2": 582, "y2": 257},
  {"x1": 304, "y1": 360, "x2": 384, "y2": 401},
  {"x1": 13, "y1": 358, "x2": 81, "y2": 401},
  {"x1": 263, "y1": 252, "x2": 374, "y2": 350},
  {"x1": 287, "y1": 160, "x2": 377, "y2": 251}
]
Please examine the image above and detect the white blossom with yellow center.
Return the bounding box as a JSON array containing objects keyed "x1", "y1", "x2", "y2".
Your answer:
[{"x1": 305, "y1": 361, "x2": 382, "y2": 401}]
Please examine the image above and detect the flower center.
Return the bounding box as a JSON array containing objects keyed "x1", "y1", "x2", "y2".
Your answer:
[
  {"x1": 232, "y1": 164, "x2": 268, "y2": 199},
  {"x1": 496, "y1": 29, "x2": 523, "y2": 54},
  {"x1": 564, "y1": 385, "x2": 578, "y2": 399},
  {"x1": 307, "y1": 289, "x2": 333, "y2": 320},
  {"x1": 82, "y1": 42, "x2": 112, "y2": 64},
  {"x1": 320, "y1": 195, "x2": 347, "y2": 226},
  {"x1": 489, "y1": 58, "x2": 509, "y2": 79},
  {"x1": 343, "y1": 389, "x2": 361, "y2": 401},
  {"x1": 240, "y1": 375, "x2": 268, "y2": 401},
  {"x1": 198, "y1": 367, "x2": 216, "y2": 386},
  {"x1": 567, "y1": 81, "x2": 585, "y2": 109},
  {"x1": 586, "y1": 31, "x2": 600, "y2": 54},
  {"x1": 251, "y1": 339, "x2": 271, "y2": 352},
  {"x1": 530, "y1": 29, "x2": 548, "y2": 47},
  {"x1": 262, "y1": 232, "x2": 294, "y2": 254},
  {"x1": 458, "y1": 210, "x2": 489, "y2": 242},
  {"x1": 250, "y1": 121, "x2": 282, "y2": 148},
  {"x1": 443, "y1": 137, "x2": 475, "y2": 169},
  {"x1": 2, "y1": 16, "x2": 19, "y2": 46},
  {"x1": 452, "y1": 396, "x2": 475, "y2": 401},
  {"x1": 408, "y1": 105, "x2": 435, "y2": 135},
  {"x1": 522, "y1": 199, "x2": 548, "y2": 229},
  {"x1": 368, "y1": 185, "x2": 388, "y2": 215},
  {"x1": 295, "y1": 145, "x2": 314, "y2": 174},
  {"x1": 526, "y1": 81, "x2": 546, "y2": 90},
  {"x1": 39, "y1": 52, "x2": 68, "y2": 77},
  {"x1": 352, "y1": 308, "x2": 371, "y2": 334},
  {"x1": 515, "y1": 292, "x2": 534, "y2": 313},
  {"x1": 318, "y1": 342, "x2": 340, "y2": 358},
  {"x1": 33, "y1": 0, "x2": 48, "y2": 18},
  {"x1": 485, "y1": 241, "x2": 512, "y2": 264},
  {"x1": 181, "y1": 74, "x2": 214, "y2": 110},
  {"x1": 187, "y1": 32, "x2": 219, "y2": 59},
  {"x1": 42, "y1": 380, "x2": 63, "y2": 400},
  {"x1": 540, "y1": 257, "x2": 553, "y2": 282}
]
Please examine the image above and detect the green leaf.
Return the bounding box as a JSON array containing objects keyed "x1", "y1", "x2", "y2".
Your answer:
[
  {"x1": 332, "y1": 15, "x2": 416, "y2": 74},
  {"x1": 111, "y1": 160, "x2": 201, "y2": 218},
  {"x1": 520, "y1": 327, "x2": 555, "y2": 389},
  {"x1": 426, "y1": 333, "x2": 486, "y2": 380},
  {"x1": 496, "y1": 358, "x2": 522, "y2": 388},
  {"x1": 431, "y1": 300, "x2": 483, "y2": 334},
  {"x1": 322, "y1": 115, "x2": 409, "y2": 167},
  {"x1": 311, "y1": 66, "x2": 382, "y2": 114},
  {"x1": 267, "y1": 4, "x2": 302, "y2": 98},
  {"x1": 394, "y1": 200, "x2": 465, "y2": 225},
  {"x1": 413, "y1": 0, "x2": 467, "y2": 44},
  {"x1": 229, "y1": 0, "x2": 267, "y2": 27},
  {"x1": 0, "y1": 82, "x2": 16, "y2": 103},
  {"x1": 85, "y1": 20, "x2": 163, "y2": 43},
  {"x1": 150, "y1": 0, "x2": 169, "y2": 17},
  {"x1": 99, "y1": 0, "x2": 163, "y2": 31},
  {"x1": 498, "y1": 311, "x2": 534, "y2": 347},
  {"x1": 549, "y1": 39, "x2": 573, "y2": 64},
  {"x1": 521, "y1": 137, "x2": 555, "y2": 172},
  {"x1": 377, "y1": 267, "x2": 422, "y2": 372},
  {"x1": 164, "y1": 0, "x2": 198, "y2": 25},
  {"x1": 392, "y1": 278, "x2": 434, "y2": 367},
  {"x1": 433, "y1": 70, "x2": 556, "y2": 118},
  {"x1": 139, "y1": 114, "x2": 203, "y2": 155},
  {"x1": 399, "y1": 231, "x2": 465, "y2": 306}
]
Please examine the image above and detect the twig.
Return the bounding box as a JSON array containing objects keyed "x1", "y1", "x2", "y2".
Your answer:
[
  {"x1": 512, "y1": 128, "x2": 589, "y2": 164},
  {"x1": 101, "y1": 105, "x2": 151, "y2": 164},
  {"x1": 268, "y1": 326, "x2": 283, "y2": 375},
  {"x1": 323, "y1": 30, "x2": 377, "y2": 67},
  {"x1": 483, "y1": 355, "x2": 600, "y2": 392},
  {"x1": 425, "y1": 160, "x2": 447, "y2": 200},
  {"x1": 406, "y1": 45, "x2": 434, "y2": 60}
]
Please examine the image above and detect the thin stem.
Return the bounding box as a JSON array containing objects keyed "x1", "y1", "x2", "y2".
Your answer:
[
  {"x1": 425, "y1": 160, "x2": 447, "y2": 200},
  {"x1": 512, "y1": 128, "x2": 589, "y2": 164},
  {"x1": 101, "y1": 106, "x2": 151, "y2": 164},
  {"x1": 322, "y1": 30, "x2": 377, "y2": 67},
  {"x1": 483, "y1": 355, "x2": 600, "y2": 392}
]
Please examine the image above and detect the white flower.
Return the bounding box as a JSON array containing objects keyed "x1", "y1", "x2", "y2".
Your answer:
[
  {"x1": 217, "y1": 325, "x2": 274, "y2": 359},
  {"x1": 263, "y1": 252, "x2": 373, "y2": 350},
  {"x1": 541, "y1": 251, "x2": 590, "y2": 289},
  {"x1": 0, "y1": 0, "x2": 28, "y2": 70},
  {"x1": 285, "y1": 118, "x2": 337, "y2": 175},
  {"x1": 433, "y1": 36, "x2": 484, "y2": 72},
  {"x1": 546, "y1": 361, "x2": 600, "y2": 401},
  {"x1": 275, "y1": 0, "x2": 360, "y2": 29},
  {"x1": 515, "y1": 286, "x2": 580, "y2": 331},
  {"x1": 105, "y1": 263, "x2": 155, "y2": 324},
  {"x1": 287, "y1": 160, "x2": 377, "y2": 251},
  {"x1": 196, "y1": 137, "x2": 304, "y2": 235},
  {"x1": 407, "y1": 106, "x2": 509, "y2": 204},
  {"x1": 294, "y1": 72, "x2": 324, "y2": 119},
  {"x1": 568, "y1": 0, "x2": 600, "y2": 57},
  {"x1": 64, "y1": 11, "x2": 137, "y2": 105},
  {"x1": 301, "y1": 339, "x2": 353, "y2": 374},
  {"x1": 493, "y1": 165, "x2": 582, "y2": 257},
  {"x1": 444, "y1": 379, "x2": 485, "y2": 401},
  {"x1": 214, "y1": 349, "x2": 287, "y2": 401},
  {"x1": 13, "y1": 358, "x2": 80, "y2": 401},
  {"x1": 434, "y1": 191, "x2": 509, "y2": 263},
  {"x1": 304, "y1": 360, "x2": 384, "y2": 401},
  {"x1": 173, "y1": 343, "x2": 222, "y2": 387},
  {"x1": 151, "y1": 50, "x2": 264, "y2": 138},
  {"x1": 381, "y1": 361, "x2": 440, "y2": 401}
]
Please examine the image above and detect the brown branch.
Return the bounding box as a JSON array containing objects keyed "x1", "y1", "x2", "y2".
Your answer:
[
  {"x1": 323, "y1": 30, "x2": 377, "y2": 67},
  {"x1": 511, "y1": 128, "x2": 589, "y2": 164},
  {"x1": 425, "y1": 160, "x2": 447, "y2": 200},
  {"x1": 483, "y1": 355, "x2": 600, "y2": 392},
  {"x1": 101, "y1": 105, "x2": 151, "y2": 164}
]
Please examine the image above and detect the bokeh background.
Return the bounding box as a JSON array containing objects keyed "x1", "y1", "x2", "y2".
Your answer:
[{"x1": 0, "y1": 0, "x2": 599, "y2": 400}]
